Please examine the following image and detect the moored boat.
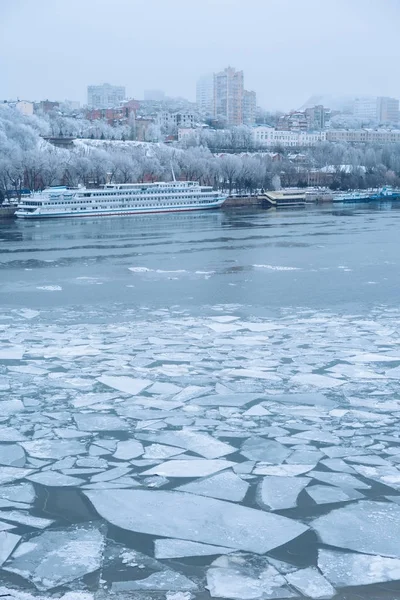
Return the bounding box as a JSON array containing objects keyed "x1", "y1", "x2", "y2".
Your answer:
[{"x1": 15, "y1": 182, "x2": 226, "y2": 219}]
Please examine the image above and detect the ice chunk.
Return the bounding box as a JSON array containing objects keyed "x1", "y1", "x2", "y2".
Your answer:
[
  {"x1": 224, "y1": 368, "x2": 281, "y2": 381},
  {"x1": 272, "y1": 393, "x2": 336, "y2": 408},
  {"x1": 141, "y1": 459, "x2": 236, "y2": 478},
  {"x1": 0, "y1": 467, "x2": 34, "y2": 485},
  {"x1": 177, "y1": 470, "x2": 249, "y2": 502},
  {"x1": 308, "y1": 471, "x2": 370, "y2": 489},
  {"x1": 27, "y1": 472, "x2": 85, "y2": 487},
  {"x1": 291, "y1": 374, "x2": 345, "y2": 388},
  {"x1": 143, "y1": 444, "x2": 185, "y2": 459},
  {"x1": 286, "y1": 567, "x2": 335, "y2": 599},
  {"x1": 241, "y1": 438, "x2": 291, "y2": 463},
  {"x1": 74, "y1": 413, "x2": 129, "y2": 431},
  {"x1": 113, "y1": 440, "x2": 144, "y2": 460},
  {"x1": 91, "y1": 466, "x2": 131, "y2": 483},
  {"x1": 306, "y1": 485, "x2": 364, "y2": 505},
  {"x1": 0, "y1": 510, "x2": 54, "y2": 529},
  {"x1": 148, "y1": 382, "x2": 182, "y2": 395},
  {"x1": 0, "y1": 426, "x2": 25, "y2": 442},
  {"x1": 318, "y1": 548, "x2": 400, "y2": 587},
  {"x1": 194, "y1": 394, "x2": 260, "y2": 407},
  {"x1": 0, "y1": 444, "x2": 26, "y2": 467},
  {"x1": 256, "y1": 476, "x2": 309, "y2": 511},
  {"x1": 253, "y1": 464, "x2": 315, "y2": 476},
  {"x1": 0, "y1": 482, "x2": 35, "y2": 503},
  {"x1": 3, "y1": 523, "x2": 105, "y2": 590},
  {"x1": 0, "y1": 400, "x2": 24, "y2": 415},
  {"x1": 0, "y1": 347, "x2": 24, "y2": 360},
  {"x1": 154, "y1": 538, "x2": 233, "y2": 559},
  {"x1": 112, "y1": 570, "x2": 197, "y2": 592},
  {"x1": 206, "y1": 323, "x2": 242, "y2": 333},
  {"x1": 85, "y1": 489, "x2": 308, "y2": 554},
  {"x1": 244, "y1": 405, "x2": 270, "y2": 417},
  {"x1": 293, "y1": 430, "x2": 341, "y2": 445},
  {"x1": 350, "y1": 464, "x2": 400, "y2": 490},
  {"x1": 97, "y1": 375, "x2": 151, "y2": 395},
  {"x1": 206, "y1": 556, "x2": 296, "y2": 600},
  {"x1": 136, "y1": 430, "x2": 235, "y2": 459},
  {"x1": 21, "y1": 439, "x2": 86, "y2": 459},
  {"x1": 0, "y1": 532, "x2": 21, "y2": 566},
  {"x1": 312, "y1": 501, "x2": 400, "y2": 556}
]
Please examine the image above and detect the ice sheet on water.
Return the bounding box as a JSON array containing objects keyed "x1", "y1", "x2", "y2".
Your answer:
[
  {"x1": 307, "y1": 485, "x2": 364, "y2": 505},
  {"x1": 74, "y1": 413, "x2": 129, "y2": 431},
  {"x1": 308, "y1": 471, "x2": 370, "y2": 489},
  {"x1": 148, "y1": 382, "x2": 182, "y2": 395},
  {"x1": 350, "y1": 464, "x2": 400, "y2": 489},
  {"x1": 176, "y1": 470, "x2": 249, "y2": 502},
  {"x1": 206, "y1": 323, "x2": 242, "y2": 333},
  {"x1": 224, "y1": 368, "x2": 281, "y2": 382},
  {"x1": 206, "y1": 555, "x2": 296, "y2": 599},
  {"x1": 0, "y1": 482, "x2": 35, "y2": 504},
  {"x1": 85, "y1": 489, "x2": 308, "y2": 553},
  {"x1": 271, "y1": 393, "x2": 336, "y2": 408},
  {"x1": 143, "y1": 444, "x2": 186, "y2": 459},
  {"x1": 0, "y1": 510, "x2": 54, "y2": 529},
  {"x1": 293, "y1": 430, "x2": 341, "y2": 445},
  {"x1": 90, "y1": 466, "x2": 131, "y2": 483},
  {"x1": 319, "y1": 459, "x2": 356, "y2": 473},
  {"x1": 195, "y1": 394, "x2": 261, "y2": 407},
  {"x1": 113, "y1": 440, "x2": 144, "y2": 460},
  {"x1": 0, "y1": 531, "x2": 21, "y2": 566},
  {"x1": 21, "y1": 439, "x2": 87, "y2": 459},
  {"x1": 0, "y1": 444, "x2": 26, "y2": 467},
  {"x1": 0, "y1": 347, "x2": 25, "y2": 360},
  {"x1": 27, "y1": 472, "x2": 85, "y2": 487},
  {"x1": 173, "y1": 385, "x2": 212, "y2": 402},
  {"x1": 136, "y1": 430, "x2": 235, "y2": 459},
  {"x1": 141, "y1": 459, "x2": 236, "y2": 478},
  {"x1": 257, "y1": 476, "x2": 310, "y2": 511},
  {"x1": 112, "y1": 570, "x2": 197, "y2": 592},
  {"x1": 291, "y1": 374, "x2": 345, "y2": 388},
  {"x1": 154, "y1": 538, "x2": 233, "y2": 559},
  {"x1": 0, "y1": 467, "x2": 34, "y2": 485},
  {"x1": 4, "y1": 523, "x2": 105, "y2": 590},
  {"x1": 253, "y1": 464, "x2": 315, "y2": 476},
  {"x1": 285, "y1": 567, "x2": 335, "y2": 599},
  {"x1": 318, "y1": 548, "x2": 400, "y2": 587},
  {"x1": 312, "y1": 501, "x2": 400, "y2": 556},
  {"x1": 241, "y1": 438, "x2": 291, "y2": 463},
  {"x1": 97, "y1": 375, "x2": 151, "y2": 395}
]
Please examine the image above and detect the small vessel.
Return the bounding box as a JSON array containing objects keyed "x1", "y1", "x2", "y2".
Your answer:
[
  {"x1": 258, "y1": 189, "x2": 306, "y2": 209},
  {"x1": 15, "y1": 182, "x2": 226, "y2": 219},
  {"x1": 332, "y1": 190, "x2": 371, "y2": 203},
  {"x1": 368, "y1": 186, "x2": 400, "y2": 201}
]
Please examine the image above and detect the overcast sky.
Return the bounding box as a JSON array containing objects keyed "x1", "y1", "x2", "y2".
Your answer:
[{"x1": 1, "y1": 0, "x2": 399, "y2": 110}]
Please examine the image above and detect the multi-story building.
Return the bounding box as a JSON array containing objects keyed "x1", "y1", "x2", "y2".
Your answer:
[
  {"x1": 196, "y1": 74, "x2": 214, "y2": 116},
  {"x1": 354, "y1": 97, "x2": 379, "y2": 121},
  {"x1": 86, "y1": 99, "x2": 138, "y2": 127},
  {"x1": 305, "y1": 105, "x2": 327, "y2": 130},
  {"x1": 214, "y1": 67, "x2": 244, "y2": 126},
  {"x1": 252, "y1": 126, "x2": 326, "y2": 147},
  {"x1": 276, "y1": 111, "x2": 308, "y2": 132},
  {"x1": 156, "y1": 111, "x2": 196, "y2": 130},
  {"x1": 377, "y1": 97, "x2": 399, "y2": 124},
  {"x1": 242, "y1": 90, "x2": 256, "y2": 125},
  {"x1": 87, "y1": 84, "x2": 126, "y2": 108},
  {"x1": 34, "y1": 100, "x2": 60, "y2": 114},
  {"x1": 327, "y1": 128, "x2": 400, "y2": 143},
  {"x1": 15, "y1": 101, "x2": 34, "y2": 116}
]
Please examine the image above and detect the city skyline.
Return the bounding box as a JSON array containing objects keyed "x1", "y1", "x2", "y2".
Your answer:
[{"x1": 1, "y1": 0, "x2": 400, "y2": 111}]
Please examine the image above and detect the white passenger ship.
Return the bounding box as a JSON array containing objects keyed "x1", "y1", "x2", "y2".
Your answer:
[{"x1": 15, "y1": 182, "x2": 226, "y2": 219}]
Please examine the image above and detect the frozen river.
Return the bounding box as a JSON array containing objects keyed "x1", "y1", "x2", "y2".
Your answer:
[{"x1": 1, "y1": 205, "x2": 400, "y2": 599}]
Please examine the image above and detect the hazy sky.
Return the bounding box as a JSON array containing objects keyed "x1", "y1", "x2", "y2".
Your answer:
[{"x1": 1, "y1": 0, "x2": 399, "y2": 110}]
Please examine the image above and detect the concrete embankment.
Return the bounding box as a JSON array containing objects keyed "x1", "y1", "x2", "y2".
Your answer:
[
  {"x1": 0, "y1": 206, "x2": 17, "y2": 218},
  {"x1": 222, "y1": 196, "x2": 262, "y2": 207}
]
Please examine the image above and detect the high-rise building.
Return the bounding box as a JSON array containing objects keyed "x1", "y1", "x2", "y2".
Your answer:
[
  {"x1": 354, "y1": 96, "x2": 378, "y2": 121},
  {"x1": 213, "y1": 67, "x2": 244, "y2": 126},
  {"x1": 196, "y1": 74, "x2": 214, "y2": 116},
  {"x1": 242, "y1": 90, "x2": 256, "y2": 125},
  {"x1": 378, "y1": 97, "x2": 399, "y2": 124},
  {"x1": 305, "y1": 105, "x2": 326, "y2": 130},
  {"x1": 87, "y1": 83, "x2": 126, "y2": 108}
]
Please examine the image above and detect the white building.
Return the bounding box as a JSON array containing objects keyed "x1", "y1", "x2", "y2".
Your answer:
[
  {"x1": 252, "y1": 126, "x2": 326, "y2": 147},
  {"x1": 327, "y1": 128, "x2": 400, "y2": 143},
  {"x1": 196, "y1": 74, "x2": 214, "y2": 116},
  {"x1": 157, "y1": 111, "x2": 196, "y2": 130},
  {"x1": 354, "y1": 97, "x2": 379, "y2": 121},
  {"x1": 87, "y1": 83, "x2": 126, "y2": 108},
  {"x1": 15, "y1": 101, "x2": 34, "y2": 116}
]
